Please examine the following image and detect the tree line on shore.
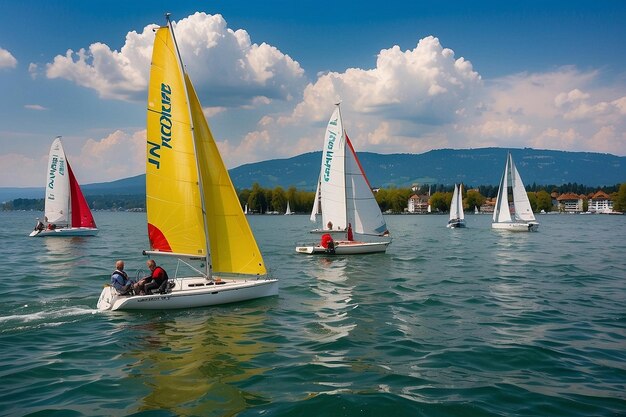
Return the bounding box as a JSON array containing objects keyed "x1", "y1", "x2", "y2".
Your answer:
[{"x1": 3, "y1": 182, "x2": 625, "y2": 213}]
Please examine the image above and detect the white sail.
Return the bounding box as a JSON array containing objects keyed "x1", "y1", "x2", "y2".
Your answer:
[
  {"x1": 458, "y1": 184, "x2": 465, "y2": 220},
  {"x1": 44, "y1": 137, "x2": 70, "y2": 225},
  {"x1": 310, "y1": 179, "x2": 320, "y2": 222},
  {"x1": 493, "y1": 156, "x2": 512, "y2": 223},
  {"x1": 510, "y1": 155, "x2": 536, "y2": 221},
  {"x1": 319, "y1": 106, "x2": 347, "y2": 230},
  {"x1": 345, "y1": 134, "x2": 387, "y2": 235},
  {"x1": 285, "y1": 201, "x2": 292, "y2": 215},
  {"x1": 449, "y1": 184, "x2": 460, "y2": 221}
]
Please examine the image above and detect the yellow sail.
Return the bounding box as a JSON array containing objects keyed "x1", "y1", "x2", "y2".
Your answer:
[
  {"x1": 146, "y1": 26, "x2": 206, "y2": 256},
  {"x1": 186, "y1": 74, "x2": 266, "y2": 275},
  {"x1": 146, "y1": 23, "x2": 266, "y2": 276}
]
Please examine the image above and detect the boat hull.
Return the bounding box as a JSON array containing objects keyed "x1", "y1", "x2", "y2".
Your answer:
[
  {"x1": 447, "y1": 220, "x2": 466, "y2": 228},
  {"x1": 30, "y1": 227, "x2": 99, "y2": 237},
  {"x1": 97, "y1": 277, "x2": 278, "y2": 311},
  {"x1": 295, "y1": 240, "x2": 390, "y2": 255},
  {"x1": 491, "y1": 222, "x2": 539, "y2": 232}
]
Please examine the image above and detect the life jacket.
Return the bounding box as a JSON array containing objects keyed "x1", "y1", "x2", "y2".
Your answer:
[
  {"x1": 321, "y1": 233, "x2": 333, "y2": 248},
  {"x1": 111, "y1": 269, "x2": 128, "y2": 284},
  {"x1": 153, "y1": 266, "x2": 169, "y2": 285}
]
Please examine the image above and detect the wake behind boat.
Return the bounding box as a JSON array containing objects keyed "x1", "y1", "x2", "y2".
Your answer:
[
  {"x1": 97, "y1": 15, "x2": 277, "y2": 311},
  {"x1": 492, "y1": 152, "x2": 539, "y2": 232},
  {"x1": 297, "y1": 103, "x2": 391, "y2": 255},
  {"x1": 30, "y1": 137, "x2": 98, "y2": 237}
]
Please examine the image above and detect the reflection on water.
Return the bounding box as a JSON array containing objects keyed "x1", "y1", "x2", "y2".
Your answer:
[
  {"x1": 117, "y1": 309, "x2": 274, "y2": 415},
  {"x1": 306, "y1": 258, "x2": 356, "y2": 346}
]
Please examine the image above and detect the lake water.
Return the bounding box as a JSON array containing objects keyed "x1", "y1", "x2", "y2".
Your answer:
[{"x1": 0, "y1": 211, "x2": 625, "y2": 416}]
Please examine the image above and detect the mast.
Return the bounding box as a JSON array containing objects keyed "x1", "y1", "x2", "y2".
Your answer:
[{"x1": 166, "y1": 14, "x2": 213, "y2": 279}]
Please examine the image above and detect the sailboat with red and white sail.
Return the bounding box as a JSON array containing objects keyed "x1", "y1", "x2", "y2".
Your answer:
[
  {"x1": 296, "y1": 104, "x2": 391, "y2": 255},
  {"x1": 30, "y1": 137, "x2": 98, "y2": 237}
]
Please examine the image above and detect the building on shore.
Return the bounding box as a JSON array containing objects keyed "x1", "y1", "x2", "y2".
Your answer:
[
  {"x1": 588, "y1": 191, "x2": 614, "y2": 214},
  {"x1": 557, "y1": 193, "x2": 585, "y2": 213},
  {"x1": 407, "y1": 194, "x2": 430, "y2": 213}
]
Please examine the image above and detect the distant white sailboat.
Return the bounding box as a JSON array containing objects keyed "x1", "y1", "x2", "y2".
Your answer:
[
  {"x1": 427, "y1": 185, "x2": 432, "y2": 213},
  {"x1": 285, "y1": 201, "x2": 293, "y2": 215},
  {"x1": 474, "y1": 205, "x2": 479, "y2": 214},
  {"x1": 492, "y1": 152, "x2": 539, "y2": 232},
  {"x1": 447, "y1": 183, "x2": 466, "y2": 228},
  {"x1": 244, "y1": 203, "x2": 248, "y2": 215},
  {"x1": 29, "y1": 137, "x2": 98, "y2": 237},
  {"x1": 297, "y1": 104, "x2": 390, "y2": 255}
]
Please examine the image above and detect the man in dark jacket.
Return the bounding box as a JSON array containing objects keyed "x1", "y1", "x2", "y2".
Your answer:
[{"x1": 134, "y1": 259, "x2": 169, "y2": 295}]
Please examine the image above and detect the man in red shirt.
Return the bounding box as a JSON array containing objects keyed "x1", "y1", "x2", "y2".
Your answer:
[
  {"x1": 321, "y1": 233, "x2": 333, "y2": 248},
  {"x1": 134, "y1": 259, "x2": 169, "y2": 295}
]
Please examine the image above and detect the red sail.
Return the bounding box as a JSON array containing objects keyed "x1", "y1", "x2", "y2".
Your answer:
[{"x1": 67, "y1": 161, "x2": 97, "y2": 228}]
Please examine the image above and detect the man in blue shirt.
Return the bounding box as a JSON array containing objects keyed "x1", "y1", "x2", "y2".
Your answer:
[{"x1": 110, "y1": 260, "x2": 134, "y2": 295}]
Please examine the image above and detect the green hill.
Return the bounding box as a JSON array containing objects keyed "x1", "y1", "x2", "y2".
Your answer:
[{"x1": 2, "y1": 148, "x2": 624, "y2": 202}]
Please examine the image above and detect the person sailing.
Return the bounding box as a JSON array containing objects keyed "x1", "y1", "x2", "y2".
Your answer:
[
  {"x1": 110, "y1": 260, "x2": 134, "y2": 296},
  {"x1": 34, "y1": 218, "x2": 44, "y2": 233},
  {"x1": 346, "y1": 223, "x2": 354, "y2": 241},
  {"x1": 134, "y1": 259, "x2": 169, "y2": 295}
]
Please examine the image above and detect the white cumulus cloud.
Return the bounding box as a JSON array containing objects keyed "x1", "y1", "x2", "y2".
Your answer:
[
  {"x1": 223, "y1": 36, "x2": 483, "y2": 164},
  {"x1": 45, "y1": 12, "x2": 305, "y2": 106},
  {"x1": 0, "y1": 154, "x2": 40, "y2": 186},
  {"x1": 0, "y1": 47, "x2": 17, "y2": 69},
  {"x1": 285, "y1": 36, "x2": 481, "y2": 126},
  {"x1": 74, "y1": 130, "x2": 146, "y2": 183}
]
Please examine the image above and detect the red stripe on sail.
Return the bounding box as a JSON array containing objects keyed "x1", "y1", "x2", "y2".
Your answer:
[
  {"x1": 67, "y1": 161, "x2": 97, "y2": 228},
  {"x1": 345, "y1": 134, "x2": 372, "y2": 190},
  {"x1": 148, "y1": 223, "x2": 172, "y2": 252}
]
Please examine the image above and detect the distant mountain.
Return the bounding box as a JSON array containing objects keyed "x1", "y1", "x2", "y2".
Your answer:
[
  {"x1": 229, "y1": 147, "x2": 626, "y2": 190},
  {"x1": 0, "y1": 174, "x2": 145, "y2": 203},
  {"x1": 1, "y1": 148, "x2": 624, "y2": 202}
]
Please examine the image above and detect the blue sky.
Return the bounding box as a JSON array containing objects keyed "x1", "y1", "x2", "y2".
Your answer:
[{"x1": 1, "y1": 0, "x2": 625, "y2": 187}]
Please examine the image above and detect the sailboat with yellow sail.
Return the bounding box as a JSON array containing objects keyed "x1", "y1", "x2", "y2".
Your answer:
[{"x1": 97, "y1": 15, "x2": 278, "y2": 311}]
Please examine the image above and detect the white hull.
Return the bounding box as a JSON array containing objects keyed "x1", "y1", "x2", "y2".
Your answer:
[
  {"x1": 491, "y1": 222, "x2": 539, "y2": 232},
  {"x1": 97, "y1": 276, "x2": 278, "y2": 311},
  {"x1": 295, "y1": 240, "x2": 390, "y2": 255},
  {"x1": 30, "y1": 227, "x2": 99, "y2": 237}
]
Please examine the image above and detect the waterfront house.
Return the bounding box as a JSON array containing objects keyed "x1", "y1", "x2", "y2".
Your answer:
[
  {"x1": 407, "y1": 194, "x2": 430, "y2": 213},
  {"x1": 588, "y1": 190, "x2": 614, "y2": 213},
  {"x1": 557, "y1": 193, "x2": 584, "y2": 213}
]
